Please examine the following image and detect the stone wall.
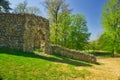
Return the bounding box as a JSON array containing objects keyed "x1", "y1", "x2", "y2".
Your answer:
[
  {"x1": 51, "y1": 44, "x2": 97, "y2": 63},
  {"x1": 0, "y1": 13, "x2": 50, "y2": 53}
]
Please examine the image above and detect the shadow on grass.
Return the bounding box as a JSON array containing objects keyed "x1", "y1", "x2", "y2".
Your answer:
[
  {"x1": 89, "y1": 51, "x2": 112, "y2": 58},
  {"x1": 0, "y1": 77, "x2": 2, "y2": 80},
  {"x1": 0, "y1": 48, "x2": 92, "y2": 67},
  {"x1": 51, "y1": 53, "x2": 93, "y2": 66}
]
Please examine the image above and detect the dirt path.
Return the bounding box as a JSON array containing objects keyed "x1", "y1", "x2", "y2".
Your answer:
[{"x1": 76, "y1": 58, "x2": 120, "y2": 80}]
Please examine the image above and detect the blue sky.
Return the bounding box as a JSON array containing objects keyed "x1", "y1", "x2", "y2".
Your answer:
[{"x1": 9, "y1": 0, "x2": 108, "y2": 41}]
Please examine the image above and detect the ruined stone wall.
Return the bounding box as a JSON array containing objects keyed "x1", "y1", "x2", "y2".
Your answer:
[
  {"x1": 23, "y1": 14, "x2": 50, "y2": 53},
  {"x1": 0, "y1": 13, "x2": 25, "y2": 50},
  {"x1": 0, "y1": 13, "x2": 50, "y2": 53},
  {"x1": 51, "y1": 44, "x2": 97, "y2": 63}
]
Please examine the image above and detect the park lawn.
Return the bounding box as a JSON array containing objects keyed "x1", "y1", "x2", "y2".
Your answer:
[{"x1": 0, "y1": 48, "x2": 91, "y2": 80}]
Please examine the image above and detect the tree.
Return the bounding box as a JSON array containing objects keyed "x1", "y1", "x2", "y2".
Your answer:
[
  {"x1": 43, "y1": 0, "x2": 90, "y2": 50},
  {"x1": 56, "y1": 13, "x2": 72, "y2": 47},
  {"x1": 14, "y1": 0, "x2": 27, "y2": 13},
  {"x1": 43, "y1": 0, "x2": 71, "y2": 44},
  {"x1": 69, "y1": 14, "x2": 90, "y2": 50},
  {"x1": 57, "y1": 2, "x2": 72, "y2": 46},
  {"x1": 0, "y1": 0, "x2": 11, "y2": 13},
  {"x1": 61, "y1": 3, "x2": 72, "y2": 14},
  {"x1": 98, "y1": 33, "x2": 113, "y2": 51},
  {"x1": 101, "y1": 0, "x2": 120, "y2": 56},
  {"x1": 53, "y1": 13, "x2": 90, "y2": 50},
  {"x1": 14, "y1": 0, "x2": 40, "y2": 15},
  {"x1": 26, "y1": 7, "x2": 40, "y2": 15}
]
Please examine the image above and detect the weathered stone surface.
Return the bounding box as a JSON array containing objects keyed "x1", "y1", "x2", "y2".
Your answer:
[
  {"x1": 51, "y1": 44, "x2": 97, "y2": 63},
  {"x1": 0, "y1": 13, "x2": 50, "y2": 53}
]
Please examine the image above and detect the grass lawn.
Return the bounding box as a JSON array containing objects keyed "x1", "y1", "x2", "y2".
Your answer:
[{"x1": 0, "y1": 48, "x2": 91, "y2": 80}]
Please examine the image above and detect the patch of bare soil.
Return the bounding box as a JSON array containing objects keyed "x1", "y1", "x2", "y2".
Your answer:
[{"x1": 75, "y1": 58, "x2": 120, "y2": 80}]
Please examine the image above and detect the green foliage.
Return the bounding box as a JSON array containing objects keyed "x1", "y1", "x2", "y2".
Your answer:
[
  {"x1": 43, "y1": 0, "x2": 71, "y2": 44},
  {"x1": 89, "y1": 40, "x2": 100, "y2": 51},
  {"x1": 101, "y1": 0, "x2": 120, "y2": 55},
  {"x1": 43, "y1": 0, "x2": 90, "y2": 50},
  {"x1": 51, "y1": 13, "x2": 72, "y2": 46},
  {"x1": 89, "y1": 33, "x2": 113, "y2": 52},
  {"x1": 44, "y1": 0, "x2": 90, "y2": 50},
  {"x1": 0, "y1": 48, "x2": 91, "y2": 80},
  {"x1": 98, "y1": 33, "x2": 113, "y2": 51},
  {"x1": 51, "y1": 13, "x2": 90, "y2": 50},
  {"x1": 69, "y1": 14, "x2": 90, "y2": 50}
]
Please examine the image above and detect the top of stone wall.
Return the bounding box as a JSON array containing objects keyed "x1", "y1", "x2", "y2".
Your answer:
[{"x1": 0, "y1": 13, "x2": 49, "y2": 23}]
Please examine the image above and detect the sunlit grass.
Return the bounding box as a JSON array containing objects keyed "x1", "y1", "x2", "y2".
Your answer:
[{"x1": 0, "y1": 48, "x2": 91, "y2": 80}]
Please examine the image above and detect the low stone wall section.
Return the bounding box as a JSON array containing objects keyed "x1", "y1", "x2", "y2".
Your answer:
[{"x1": 51, "y1": 44, "x2": 97, "y2": 63}]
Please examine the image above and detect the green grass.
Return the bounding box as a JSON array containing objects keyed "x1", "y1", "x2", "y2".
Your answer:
[{"x1": 0, "y1": 48, "x2": 91, "y2": 80}]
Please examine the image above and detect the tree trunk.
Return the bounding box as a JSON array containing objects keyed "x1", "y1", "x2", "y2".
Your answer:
[
  {"x1": 112, "y1": 30, "x2": 117, "y2": 57},
  {"x1": 55, "y1": 13, "x2": 58, "y2": 44},
  {"x1": 112, "y1": 49, "x2": 115, "y2": 57}
]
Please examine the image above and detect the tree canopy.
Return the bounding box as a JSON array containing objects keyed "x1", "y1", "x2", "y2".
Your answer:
[
  {"x1": 0, "y1": 0, "x2": 11, "y2": 13},
  {"x1": 100, "y1": 0, "x2": 120, "y2": 56},
  {"x1": 43, "y1": 0, "x2": 90, "y2": 50}
]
